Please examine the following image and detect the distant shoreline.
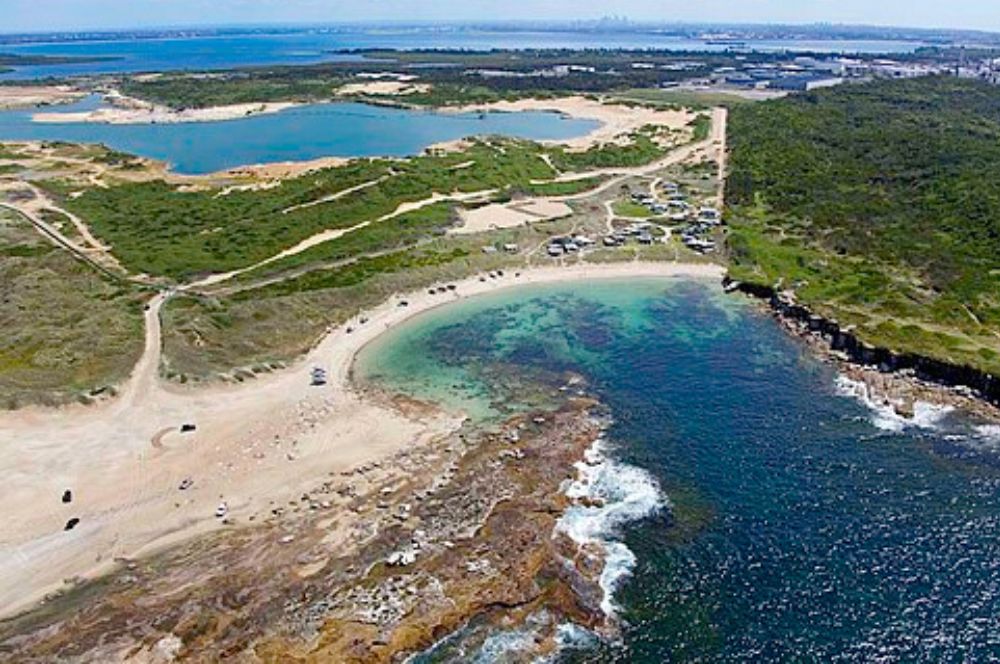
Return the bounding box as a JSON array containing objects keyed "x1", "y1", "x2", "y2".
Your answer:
[{"x1": 31, "y1": 93, "x2": 298, "y2": 125}]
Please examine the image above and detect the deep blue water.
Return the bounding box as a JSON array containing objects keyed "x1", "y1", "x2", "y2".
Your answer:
[
  {"x1": 0, "y1": 96, "x2": 597, "y2": 173},
  {"x1": 357, "y1": 278, "x2": 1000, "y2": 662},
  {"x1": 0, "y1": 30, "x2": 930, "y2": 80}
]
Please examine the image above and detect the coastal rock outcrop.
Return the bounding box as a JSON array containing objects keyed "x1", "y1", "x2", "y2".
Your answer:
[{"x1": 724, "y1": 277, "x2": 1000, "y2": 409}]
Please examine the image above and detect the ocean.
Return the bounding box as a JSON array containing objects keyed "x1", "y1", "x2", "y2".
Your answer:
[
  {"x1": 357, "y1": 278, "x2": 1000, "y2": 662},
  {"x1": 0, "y1": 95, "x2": 598, "y2": 173}
]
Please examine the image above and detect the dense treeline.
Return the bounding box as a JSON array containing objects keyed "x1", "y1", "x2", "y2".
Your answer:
[{"x1": 726, "y1": 76, "x2": 1000, "y2": 373}]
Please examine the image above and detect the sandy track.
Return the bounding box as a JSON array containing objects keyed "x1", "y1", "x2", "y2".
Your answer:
[
  {"x1": 0, "y1": 106, "x2": 730, "y2": 617},
  {"x1": 187, "y1": 189, "x2": 498, "y2": 290},
  {"x1": 0, "y1": 261, "x2": 723, "y2": 619},
  {"x1": 188, "y1": 107, "x2": 726, "y2": 291}
]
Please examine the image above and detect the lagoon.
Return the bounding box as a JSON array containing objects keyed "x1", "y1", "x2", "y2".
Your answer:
[
  {"x1": 0, "y1": 96, "x2": 599, "y2": 174},
  {"x1": 358, "y1": 278, "x2": 1000, "y2": 662}
]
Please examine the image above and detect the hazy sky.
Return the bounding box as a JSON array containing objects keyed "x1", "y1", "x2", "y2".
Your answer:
[{"x1": 3, "y1": 0, "x2": 999, "y2": 33}]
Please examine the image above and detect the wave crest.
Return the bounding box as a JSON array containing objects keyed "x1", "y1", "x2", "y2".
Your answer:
[
  {"x1": 835, "y1": 375, "x2": 953, "y2": 432},
  {"x1": 557, "y1": 438, "x2": 665, "y2": 617}
]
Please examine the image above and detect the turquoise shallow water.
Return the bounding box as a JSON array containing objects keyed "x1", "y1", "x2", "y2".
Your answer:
[
  {"x1": 0, "y1": 96, "x2": 597, "y2": 174},
  {"x1": 356, "y1": 278, "x2": 1000, "y2": 662}
]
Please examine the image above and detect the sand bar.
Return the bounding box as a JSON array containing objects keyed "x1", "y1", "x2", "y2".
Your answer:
[
  {"x1": 33, "y1": 92, "x2": 298, "y2": 125},
  {"x1": 0, "y1": 85, "x2": 85, "y2": 111}
]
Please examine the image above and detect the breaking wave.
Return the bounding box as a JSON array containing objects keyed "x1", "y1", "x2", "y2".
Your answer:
[
  {"x1": 557, "y1": 437, "x2": 665, "y2": 617},
  {"x1": 835, "y1": 375, "x2": 953, "y2": 433}
]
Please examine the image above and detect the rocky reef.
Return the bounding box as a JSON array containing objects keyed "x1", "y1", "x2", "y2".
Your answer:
[
  {"x1": 0, "y1": 392, "x2": 611, "y2": 662},
  {"x1": 726, "y1": 278, "x2": 1000, "y2": 418}
]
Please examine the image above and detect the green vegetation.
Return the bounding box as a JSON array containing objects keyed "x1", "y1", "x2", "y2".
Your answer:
[
  {"x1": 233, "y1": 202, "x2": 459, "y2": 284},
  {"x1": 47, "y1": 134, "x2": 659, "y2": 281},
  {"x1": 386, "y1": 84, "x2": 554, "y2": 108},
  {"x1": 115, "y1": 49, "x2": 790, "y2": 111},
  {"x1": 514, "y1": 176, "x2": 606, "y2": 197},
  {"x1": 0, "y1": 145, "x2": 25, "y2": 160},
  {"x1": 612, "y1": 199, "x2": 653, "y2": 218},
  {"x1": 614, "y1": 88, "x2": 755, "y2": 110},
  {"x1": 120, "y1": 71, "x2": 346, "y2": 109},
  {"x1": 162, "y1": 238, "x2": 512, "y2": 379},
  {"x1": 233, "y1": 245, "x2": 470, "y2": 299},
  {"x1": 689, "y1": 114, "x2": 712, "y2": 142},
  {"x1": 547, "y1": 132, "x2": 665, "y2": 172},
  {"x1": 726, "y1": 76, "x2": 1000, "y2": 374},
  {"x1": 0, "y1": 208, "x2": 145, "y2": 407}
]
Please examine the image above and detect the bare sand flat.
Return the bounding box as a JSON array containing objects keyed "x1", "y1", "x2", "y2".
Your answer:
[
  {"x1": 0, "y1": 261, "x2": 723, "y2": 618},
  {"x1": 33, "y1": 94, "x2": 297, "y2": 125},
  {"x1": 0, "y1": 86, "x2": 84, "y2": 111},
  {"x1": 219, "y1": 156, "x2": 351, "y2": 180},
  {"x1": 444, "y1": 95, "x2": 698, "y2": 150},
  {"x1": 454, "y1": 199, "x2": 573, "y2": 235},
  {"x1": 336, "y1": 80, "x2": 430, "y2": 96}
]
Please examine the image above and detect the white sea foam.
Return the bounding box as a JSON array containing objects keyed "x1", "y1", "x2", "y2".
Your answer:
[
  {"x1": 835, "y1": 375, "x2": 953, "y2": 433},
  {"x1": 556, "y1": 437, "x2": 665, "y2": 617},
  {"x1": 471, "y1": 628, "x2": 536, "y2": 664},
  {"x1": 974, "y1": 424, "x2": 1000, "y2": 442},
  {"x1": 957, "y1": 424, "x2": 1000, "y2": 453},
  {"x1": 553, "y1": 622, "x2": 599, "y2": 650}
]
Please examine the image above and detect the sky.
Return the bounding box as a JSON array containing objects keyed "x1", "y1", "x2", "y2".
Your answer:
[{"x1": 2, "y1": 0, "x2": 999, "y2": 33}]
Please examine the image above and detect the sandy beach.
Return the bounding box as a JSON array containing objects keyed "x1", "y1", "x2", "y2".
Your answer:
[
  {"x1": 440, "y1": 95, "x2": 698, "y2": 150},
  {"x1": 32, "y1": 91, "x2": 297, "y2": 125},
  {"x1": 0, "y1": 260, "x2": 723, "y2": 619}
]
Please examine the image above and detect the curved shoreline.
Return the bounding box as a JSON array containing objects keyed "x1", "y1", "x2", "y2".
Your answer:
[
  {"x1": 21, "y1": 94, "x2": 689, "y2": 167},
  {"x1": 0, "y1": 261, "x2": 724, "y2": 620}
]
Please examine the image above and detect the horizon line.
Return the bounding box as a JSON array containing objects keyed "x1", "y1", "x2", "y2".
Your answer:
[{"x1": 1, "y1": 19, "x2": 998, "y2": 39}]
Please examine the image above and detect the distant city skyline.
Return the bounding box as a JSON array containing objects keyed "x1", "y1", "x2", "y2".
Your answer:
[{"x1": 3, "y1": 0, "x2": 1000, "y2": 34}]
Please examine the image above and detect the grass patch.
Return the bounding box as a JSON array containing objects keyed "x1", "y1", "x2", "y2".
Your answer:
[
  {"x1": 0, "y1": 208, "x2": 145, "y2": 407},
  {"x1": 612, "y1": 199, "x2": 654, "y2": 218},
  {"x1": 615, "y1": 88, "x2": 754, "y2": 110},
  {"x1": 49, "y1": 134, "x2": 664, "y2": 281}
]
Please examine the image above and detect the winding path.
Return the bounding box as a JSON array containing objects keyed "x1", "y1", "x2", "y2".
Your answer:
[{"x1": 0, "y1": 104, "x2": 731, "y2": 620}]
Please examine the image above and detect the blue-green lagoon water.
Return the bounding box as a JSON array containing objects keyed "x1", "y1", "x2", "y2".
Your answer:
[
  {"x1": 0, "y1": 96, "x2": 598, "y2": 174},
  {"x1": 356, "y1": 278, "x2": 1000, "y2": 662}
]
